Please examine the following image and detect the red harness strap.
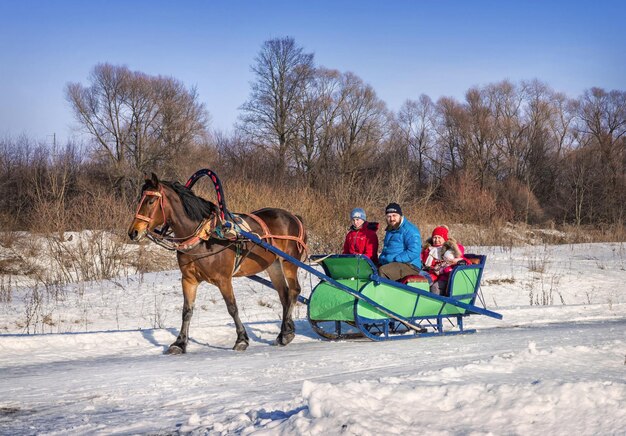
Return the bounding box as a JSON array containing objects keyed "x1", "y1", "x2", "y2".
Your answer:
[{"x1": 245, "y1": 212, "x2": 307, "y2": 254}]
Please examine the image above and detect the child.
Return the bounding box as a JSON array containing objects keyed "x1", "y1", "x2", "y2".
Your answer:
[
  {"x1": 421, "y1": 225, "x2": 466, "y2": 295},
  {"x1": 342, "y1": 208, "x2": 379, "y2": 264}
]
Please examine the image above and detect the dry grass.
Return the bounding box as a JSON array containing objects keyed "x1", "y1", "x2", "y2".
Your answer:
[
  {"x1": 484, "y1": 277, "x2": 516, "y2": 285},
  {"x1": 219, "y1": 180, "x2": 625, "y2": 248},
  {"x1": 528, "y1": 273, "x2": 564, "y2": 306},
  {"x1": 0, "y1": 275, "x2": 13, "y2": 303}
]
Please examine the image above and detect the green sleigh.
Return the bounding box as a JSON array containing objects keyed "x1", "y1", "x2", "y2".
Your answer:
[{"x1": 301, "y1": 254, "x2": 501, "y2": 341}]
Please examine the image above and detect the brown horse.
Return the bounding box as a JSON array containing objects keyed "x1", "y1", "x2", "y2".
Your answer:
[{"x1": 127, "y1": 173, "x2": 307, "y2": 353}]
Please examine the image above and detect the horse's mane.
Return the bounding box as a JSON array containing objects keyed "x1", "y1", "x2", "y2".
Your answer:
[{"x1": 144, "y1": 180, "x2": 218, "y2": 221}]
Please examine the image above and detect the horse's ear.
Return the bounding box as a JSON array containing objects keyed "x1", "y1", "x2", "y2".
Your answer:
[{"x1": 150, "y1": 172, "x2": 160, "y2": 187}]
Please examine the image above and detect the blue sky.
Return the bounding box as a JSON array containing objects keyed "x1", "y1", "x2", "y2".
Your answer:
[{"x1": 1, "y1": 0, "x2": 624, "y2": 145}]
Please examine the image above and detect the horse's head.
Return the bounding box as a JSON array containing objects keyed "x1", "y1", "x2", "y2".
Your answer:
[{"x1": 128, "y1": 173, "x2": 167, "y2": 241}]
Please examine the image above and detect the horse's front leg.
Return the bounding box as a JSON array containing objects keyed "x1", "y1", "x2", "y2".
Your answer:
[
  {"x1": 217, "y1": 279, "x2": 249, "y2": 351},
  {"x1": 167, "y1": 277, "x2": 198, "y2": 354}
]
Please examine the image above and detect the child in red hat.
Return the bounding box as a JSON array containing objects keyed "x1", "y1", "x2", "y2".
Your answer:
[{"x1": 420, "y1": 225, "x2": 467, "y2": 295}]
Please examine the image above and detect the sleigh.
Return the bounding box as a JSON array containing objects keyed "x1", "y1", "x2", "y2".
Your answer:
[
  {"x1": 235, "y1": 218, "x2": 500, "y2": 341},
  {"x1": 301, "y1": 254, "x2": 500, "y2": 340}
]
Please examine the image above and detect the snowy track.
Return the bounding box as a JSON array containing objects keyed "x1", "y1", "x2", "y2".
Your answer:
[{"x1": 1, "y1": 317, "x2": 625, "y2": 435}]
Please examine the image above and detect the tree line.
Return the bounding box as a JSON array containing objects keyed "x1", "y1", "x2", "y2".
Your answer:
[{"x1": 0, "y1": 37, "x2": 624, "y2": 237}]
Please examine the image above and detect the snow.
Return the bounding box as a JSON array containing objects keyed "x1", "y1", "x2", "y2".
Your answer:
[{"x1": 1, "y1": 241, "x2": 625, "y2": 435}]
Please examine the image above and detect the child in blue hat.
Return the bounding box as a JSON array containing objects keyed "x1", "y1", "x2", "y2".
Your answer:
[{"x1": 342, "y1": 208, "x2": 379, "y2": 264}]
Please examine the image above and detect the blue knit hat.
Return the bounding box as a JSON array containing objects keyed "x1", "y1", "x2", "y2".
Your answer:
[{"x1": 350, "y1": 208, "x2": 366, "y2": 220}]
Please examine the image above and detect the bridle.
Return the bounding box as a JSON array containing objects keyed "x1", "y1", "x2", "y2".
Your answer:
[{"x1": 133, "y1": 187, "x2": 168, "y2": 228}]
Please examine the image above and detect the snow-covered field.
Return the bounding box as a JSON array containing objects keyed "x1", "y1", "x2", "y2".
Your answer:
[{"x1": 1, "y1": 242, "x2": 625, "y2": 435}]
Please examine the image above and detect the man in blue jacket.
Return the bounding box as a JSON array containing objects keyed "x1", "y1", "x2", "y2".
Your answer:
[{"x1": 378, "y1": 202, "x2": 424, "y2": 281}]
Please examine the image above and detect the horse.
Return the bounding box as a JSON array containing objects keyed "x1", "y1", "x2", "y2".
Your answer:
[{"x1": 127, "y1": 173, "x2": 307, "y2": 353}]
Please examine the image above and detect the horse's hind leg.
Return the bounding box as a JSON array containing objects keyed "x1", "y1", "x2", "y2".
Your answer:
[
  {"x1": 216, "y1": 279, "x2": 249, "y2": 351},
  {"x1": 267, "y1": 259, "x2": 301, "y2": 346},
  {"x1": 168, "y1": 277, "x2": 199, "y2": 354}
]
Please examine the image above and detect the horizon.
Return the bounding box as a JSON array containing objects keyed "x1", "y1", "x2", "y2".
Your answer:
[{"x1": 1, "y1": 0, "x2": 625, "y2": 146}]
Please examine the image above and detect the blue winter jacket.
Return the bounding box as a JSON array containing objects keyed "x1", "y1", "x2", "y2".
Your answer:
[{"x1": 378, "y1": 217, "x2": 423, "y2": 269}]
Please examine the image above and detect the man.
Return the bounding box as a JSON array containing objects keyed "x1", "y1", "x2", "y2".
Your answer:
[{"x1": 378, "y1": 202, "x2": 423, "y2": 281}]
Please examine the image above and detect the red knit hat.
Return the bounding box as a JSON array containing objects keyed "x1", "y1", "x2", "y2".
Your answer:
[{"x1": 432, "y1": 226, "x2": 449, "y2": 241}]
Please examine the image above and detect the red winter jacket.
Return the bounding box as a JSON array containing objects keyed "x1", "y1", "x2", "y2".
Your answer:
[{"x1": 342, "y1": 221, "x2": 379, "y2": 264}]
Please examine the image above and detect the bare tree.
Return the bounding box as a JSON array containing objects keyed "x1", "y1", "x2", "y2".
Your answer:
[
  {"x1": 30, "y1": 143, "x2": 82, "y2": 238},
  {"x1": 520, "y1": 82, "x2": 574, "y2": 212},
  {"x1": 0, "y1": 135, "x2": 35, "y2": 227},
  {"x1": 433, "y1": 96, "x2": 466, "y2": 178},
  {"x1": 334, "y1": 72, "x2": 388, "y2": 177},
  {"x1": 239, "y1": 37, "x2": 314, "y2": 176},
  {"x1": 292, "y1": 67, "x2": 345, "y2": 187},
  {"x1": 486, "y1": 80, "x2": 527, "y2": 180},
  {"x1": 463, "y1": 88, "x2": 500, "y2": 188},
  {"x1": 397, "y1": 94, "x2": 436, "y2": 185},
  {"x1": 66, "y1": 63, "x2": 209, "y2": 197},
  {"x1": 575, "y1": 87, "x2": 626, "y2": 223}
]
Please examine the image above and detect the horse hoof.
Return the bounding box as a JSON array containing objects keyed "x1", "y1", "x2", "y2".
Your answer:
[
  {"x1": 233, "y1": 342, "x2": 248, "y2": 351},
  {"x1": 276, "y1": 332, "x2": 295, "y2": 346},
  {"x1": 166, "y1": 345, "x2": 185, "y2": 355}
]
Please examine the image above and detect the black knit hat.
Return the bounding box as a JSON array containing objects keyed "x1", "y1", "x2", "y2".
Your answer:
[{"x1": 385, "y1": 202, "x2": 402, "y2": 215}]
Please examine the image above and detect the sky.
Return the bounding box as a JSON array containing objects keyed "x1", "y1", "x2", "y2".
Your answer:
[
  {"x1": 0, "y1": 236, "x2": 625, "y2": 434},
  {"x1": 0, "y1": 0, "x2": 625, "y2": 146}
]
